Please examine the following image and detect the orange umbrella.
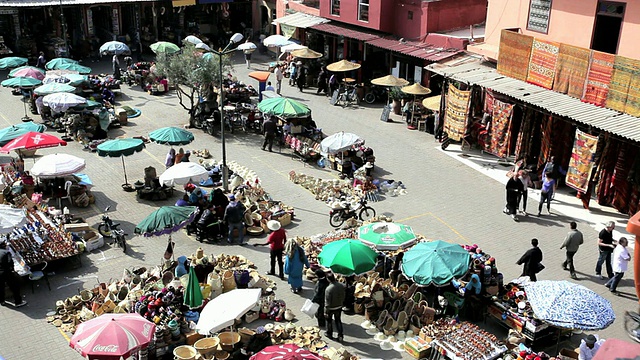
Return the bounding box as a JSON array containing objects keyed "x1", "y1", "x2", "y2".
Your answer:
[{"x1": 248, "y1": 71, "x2": 271, "y2": 82}]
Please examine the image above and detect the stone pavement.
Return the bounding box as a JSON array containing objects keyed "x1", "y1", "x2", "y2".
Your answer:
[{"x1": 0, "y1": 52, "x2": 636, "y2": 360}]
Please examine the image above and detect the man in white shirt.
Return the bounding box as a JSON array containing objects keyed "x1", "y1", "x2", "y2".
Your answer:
[
  {"x1": 274, "y1": 65, "x2": 283, "y2": 95},
  {"x1": 604, "y1": 237, "x2": 631, "y2": 295},
  {"x1": 578, "y1": 334, "x2": 604, "y2": 360}
]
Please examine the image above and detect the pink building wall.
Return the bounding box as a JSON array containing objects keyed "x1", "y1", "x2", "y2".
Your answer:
[
  {"x1": 319, "y1": 0, "x2": 388, "y2": 32},
  {"x1": 472, "y1": 0, "x2": 640, "y2": 59}
]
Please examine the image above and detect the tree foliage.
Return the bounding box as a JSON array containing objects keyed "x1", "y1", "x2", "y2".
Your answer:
[{"x1": 155, "y1": 43, "x2": 233, "y2": 123}]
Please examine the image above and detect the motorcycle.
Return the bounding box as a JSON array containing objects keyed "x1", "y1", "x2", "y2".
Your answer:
[
  {"x1": 625, "y1": 310, "x2": 640, "y2": 343},
  {"x1": 364, "y1": 85, "x2": 387, "y2": 104},
  {"x1": 328, "y1": 198, "x2": 376, "y2": 227},
  {"x1": 97, "y1": 206, "x2": 127, "y2": 253}
]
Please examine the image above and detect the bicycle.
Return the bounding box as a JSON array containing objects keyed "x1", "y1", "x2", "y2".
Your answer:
[{"x1": 338, "y1": 85, "x2": 359, "y2": 108}]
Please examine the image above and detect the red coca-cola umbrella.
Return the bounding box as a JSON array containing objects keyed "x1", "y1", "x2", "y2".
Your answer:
[
  {"x1": 69, "y1": 313, "x2": 155, "y2": 360},
  {"x1": 250, "y1": 344, "x2": 322, "y2": 360},
  {"x1": 0, "y1": 131, "x2": 66, "y2": 153}
]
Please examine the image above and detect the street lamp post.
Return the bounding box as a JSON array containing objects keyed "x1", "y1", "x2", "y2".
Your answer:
[{"x1": 211, "y1": 32, "x2": 243, "y2": 191}]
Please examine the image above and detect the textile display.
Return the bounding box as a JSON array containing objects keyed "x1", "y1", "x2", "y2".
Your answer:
[
  {"x1": 595, "y1": 136, "x2": 619, "y2": 206},
  {"x1": 582, "y1": 51, "x2": 615, "y2": 106},
  {"x1": 537, "y1": 116, "x2": 574, "y2": 178},
  {"x1": 497, "y1": 30, "x2": 534, "y2": 81},
  {"x1": 526, "y1": 39, "x2": 560, "y2": 89},
  {"x1": 566, "y1": 130, "x2": 598, "y2": 193},
  {"x1": 605, "y1": 56, "x2": 640, "y2": 113},
  {"x1": 488, "y1": 100, "x2": 514, "y2": 159},
  {"x1": 552, "y1": 44, "x2": 591, "y2": 98},
  {"x1": 483, "y1": 89, "x2": 495, "y2": 114},
  {"x1": 611, "y1": 144, "x2": 637, "y2": 214},
  {"x1": 514, "y1": 107, "x2": 535, "y2": 160},
  {"x1": 443, "y1": 83, "x2": 471, "y2": 141}
]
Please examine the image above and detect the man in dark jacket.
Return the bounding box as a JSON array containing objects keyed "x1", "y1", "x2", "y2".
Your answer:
[
  {"x1": 504, "y1": 174, "x2": 524, "y2": 222},
  {"x1": 262, "y1": 116, "x2": 277, "y2": 152},
  {"x1": 560, "y1": 221, "x2": 584, "y2": 279},
  {"x1": 0, "y1": 241, "x2": 25, "y2": 307},
  {"x1": 324, "y1": 272, "x2": 346, "y2": 342},
  {"x1": 312, "y1": 269, "x2": 329, "y2": 327},
  {"x1": 516, "y1": 238, "x2": 543, "y2": 281},
  {"x1": 223, "y1": 195, "x2": 246, "y2": 244}
]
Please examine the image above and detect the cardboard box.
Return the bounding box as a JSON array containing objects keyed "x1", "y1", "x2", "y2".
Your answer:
[
  {"x1": 184, "y1": 331, "x2": 204, "y2": 346},
  {"x1": 405, "y1": 336, "x2": 430, "y2": 359},
  {"x1": 83, "y1": 234, "x2": 104, "y2": 252},
  {"x1": 64, "y1": 223, "x2": 92, "y2": 232},
  {"x1": 558, "y1": 348, "x2": 579, "y2": 360}
]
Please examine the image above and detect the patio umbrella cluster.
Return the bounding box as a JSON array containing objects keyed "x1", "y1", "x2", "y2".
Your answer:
[{"x1": 257, "y1": 97, "x2": 311, "y2": 118}]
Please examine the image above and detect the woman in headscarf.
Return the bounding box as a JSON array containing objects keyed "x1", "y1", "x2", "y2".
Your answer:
[
  {"x1": 174, "y1": 148, "x2": 185, "y2": 163},
  {"x1": 284, "y1": 238, "x2": 310, "y2": 294},
  {"x1": 165, "y1": 148, "x2": 176, "y2": 169}
]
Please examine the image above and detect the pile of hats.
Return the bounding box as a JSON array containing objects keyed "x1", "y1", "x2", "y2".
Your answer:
[
  {"x1": 262, "y1": 323, "x2": 327, "y2": 353},
  {"x1": 365, "y1": 324, "x2": 413, "y2": 352}
]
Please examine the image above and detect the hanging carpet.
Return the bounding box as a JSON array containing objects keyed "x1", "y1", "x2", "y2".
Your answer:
[
  {"x1": 582, "y1": 51, "x2": 615, "y2": 106},
  {"x1": 566, "y1": 130, "x2": 599, "y2": 193},
  {"x1": 605, "y1": 56, "x2": 640, "y2": 113},
  {"x1": 514, "y1": 107, "x2": 535, "y2": 160},
  {"x1": 497, "y1": 30, "x2": 534, "y2": 82},
  {"x1": 443, "y1": 83, "x2": 471, "y2": 141},
  {"x1": 483, "y1": 89, "x2": 495, "y2": 114},
  {"x1": 488, "y1": 100, "x2": 514, "y2": 159},
  {"x1": 552, "y1": 44, "x2": 590, "y2": 98},
  {"x1": 526, "y1": 39, "x2": 560, "y2": 89}
]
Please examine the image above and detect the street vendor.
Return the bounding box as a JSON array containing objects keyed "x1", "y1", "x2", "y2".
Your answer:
[
  {"x1": 184, "y1": 183, "x2": 206, "y2": 207},
  {"x1": 0, "y1": 240, "x2": 26, "y2": 307},
  {"x1": 236, "y1": 326, "x2": 272, "y2": 359},
  {"x1": 579, "y1": 334, "x2": 605, "y2": 360}
]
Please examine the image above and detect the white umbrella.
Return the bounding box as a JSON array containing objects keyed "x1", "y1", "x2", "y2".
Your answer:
[
  {"x1": 183, "y1": 35, "x2": 203, "y2": 45},
  {"x1": 281, "y1": 43, "x2": 307, "y2": 53},
  {"x1": 0, "y1": 205, "x2": 27, "y2": 234},
  {"x1": 237, "y1": 42, "x2": 257, "y2": 51},
  {"x1": 99, "y1": 41, "x2": 130, "y2": 55},
  {"x1": 159, "y1": 162, "x2": 209, "y2": 186},
  {"x1": 42, "y1": 92, "x2": 87, "y2": 113},
  {"x1": 196, "y1": 289, "x2": 261, "y2": 335},
  {"x1": 30, "y1": 153, "x2": 86, "y2": 178},
  {"x1": 195, "y1": 42, "x2": 212, "y2": 52},
  {"x1": 263, "y1": 35, "x2": 294, "y2": 48},
  {"x1": 42, "y1": 75, "x2": 70, "y2": 84},
  {"x1": 320, "y1": 132, "x2": 364, "y2": 155}
]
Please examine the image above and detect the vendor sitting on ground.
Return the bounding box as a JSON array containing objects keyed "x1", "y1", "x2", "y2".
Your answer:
[
  {"x1": 579, "y1": 335, "x2": 605, "y2": 360},
  {"x1": 101, "y1": 87, "x2": 115, "y2": 107},
  {"x1": 234, "y1": 326, "x2": 272, "y2": 360},
  {"x1": 208, "y1": 188, "x2": 229, "y2": 217},
  {"x1": 184, "y1": 183, "x2": 206, "y2": 208}
]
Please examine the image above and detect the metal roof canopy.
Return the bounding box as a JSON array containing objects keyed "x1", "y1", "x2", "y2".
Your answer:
[
  {"x1": 0, "y1": 0, "x2": 155, "y2": 5},
  {"x1": 309, "y1": 23, "x2": 382, "y2": 42},
  {"x1": 366, "y1": 37, "x2": 462, "y2": 62},
  {"x1": 426, "y1": 61, "x2": 640, "y2": 143},
  {"x1": 272, "y1": 12, "x2": 329, "y2": 29}
]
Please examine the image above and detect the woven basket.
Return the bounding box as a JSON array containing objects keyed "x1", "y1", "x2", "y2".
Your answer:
[
  {"x1": 194, "y1": 337, "x2": 219, "y2": 356},
  {"x1": 218, "y1": 331, "x2": 241, "y2": 352}
]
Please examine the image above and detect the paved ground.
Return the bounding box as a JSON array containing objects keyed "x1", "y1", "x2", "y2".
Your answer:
[{"x1": 0, "y1": 52, "x2": 637, "y2": 360}]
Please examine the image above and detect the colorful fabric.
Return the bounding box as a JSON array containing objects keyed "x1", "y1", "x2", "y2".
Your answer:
[
  {"x1": 483, "y1": 89, "x2": 495, "y2": 114},
  {"x1": 605, "y1": 56, "x2": 640, "y2": 112},
  {"x1": 553, "y1": 44, "x2": 590, "y2": 98},
  {"x1": 626, "y1": 70, "x2": 640, "y2": 117},
  {"x1": 497, "y1": 30, "x2": 534, "y2": 81},
  {"x1": 526, "y1": 39, "x2": 560, "y2": 89},
  {"x1": 515, "y1": 108, "x2": 535, "y2": 159},
  {"x1": 488, "y1": 99, "x2": 514, "y2": 159},
  {"x1": 582, "y1": 51, "x2": 615, "y2": 106},
  {"x1": 566, "y1": 130, "x2": 598, "y2": 193},
  {"x1": 443, "y1": 84, "x2": 471, "y2": 141}
]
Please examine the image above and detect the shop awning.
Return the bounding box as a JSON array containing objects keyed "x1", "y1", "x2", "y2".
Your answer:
[
  {"x1": 426, "y1": 59, "x2": 640, "y2": 143},
  {"x1": 173, "y1": 0, "x2": 196, "y2": 6},
  {"x1": 367, "y1": 37, "x2": 463, "y2": 62},
  {"x1": 272, "y1": 12, "x2": 329, "y2": 29},
  {"x1": 0, "y1": 0, "x2": 158, "y2": 5},
  {"x1": 310, "y1": 23, "x2": 381, "y2": 42}
]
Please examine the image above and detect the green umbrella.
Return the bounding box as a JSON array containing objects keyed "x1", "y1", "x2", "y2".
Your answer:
[
  {"x1": 150, "y1": 41, "x2": 181, "y2": 54},
  {"x1": 72, "y1": 99, "x2": 102, "y2": 110},
  {"x1": 318, "y1": 239, "x2": 378, "y2": 276},
  {"x1": 135, "y1": 206, "x2": 197, "y2": 237},
  {"x1": 149, "y1": 127, "x2": 195, "y2": 145},
  {"x1": 9, "y1": 66, "x2": 45, "y2": 77},
  {"x1": 34, "y1": 82, "x2": 76, "y2": 95},
  {"x1": 44, "y1": 57, "x2": 78, "y2": 70},
  {"x1": 0, "y1": 57, "x2": 28, "y2": 70},
  {"x1": 257, "y1": 97, "x2": 311, "y2": 118},
  {"x1": 0, "y1": 122, "x2": 46, "y2": 146},
  {"x1": 358, "y1": 222, "x2": 417, "y2": 251},
  {"x1": 1, "y1": 77, "x2": 42, "y2": 88},
  {"x1": 401, "y1": 240, "x2": 471, "y2": 287},
  {"x1": 184, "y1": 266, "x2": 204, "y2": 309},
  {"x1": 65, "y1": 74, "x2": 88, "y2": 86},
  {"x1": 51, "y1": 62, "x2": 92, "y2": 74},
  {"x1": 96, "y1": 138, "x2": 145, "y2": 186}
]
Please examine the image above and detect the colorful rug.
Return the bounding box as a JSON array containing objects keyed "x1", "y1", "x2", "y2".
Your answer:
[
  {"x1": 443, "y1": 84, "x2": 471, "y2": 141},
  {"x1": 605, "y1": 56, "x2": 640, "y2": 112},
  {"x1": 582, "y1": 51, "x2": 615, "y2": 106},
  {"x1": 552, "y1": 44, "x2": 590, "y2": 98},
  {"x1": 497, "y1": 30, "x2": 534, "y2": 82},
  {"x1": 566, "y1": 130, "x2": 598, "y2": 193},
  {"x1": 526, "y1": 39, "x2": 560, "y2": 89},
  {"x1": 625, "y1": 69, "x2": 640, "y2": 117},
  {"x1": 483, "y1": 89, "x2": 495, "y2": 115},
  {"x1": 488, "y1": 99, "x2": 514, "y2": 159},
  {"x1": 514, "y1": 107, "x2": 534, "y2": 159}
]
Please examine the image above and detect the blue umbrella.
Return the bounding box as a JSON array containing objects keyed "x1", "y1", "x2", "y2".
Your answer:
[
  {"x1": 0, "y1": 57, "x2": 28, "y2": 70},
  {"x1": 100, "y1": 41, "x2": 131, "y2": 55},
  {"x1": 525, "y1": 280, "x2": 615, "y2": 330},
  {"x1": 45, "y1": 57, "x2": 78, "y2": 70},
  {"x1": 73, "y1": 173, "x2": 93, "y2": 188}
]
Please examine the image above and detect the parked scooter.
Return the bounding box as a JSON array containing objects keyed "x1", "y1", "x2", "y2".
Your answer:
[{"x1": 97, "y1": 206, "x2": 127, "y2": 252}]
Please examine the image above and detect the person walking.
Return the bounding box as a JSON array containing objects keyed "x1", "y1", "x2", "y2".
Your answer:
[
  {"x1": 537, "y1": 171, "x2": 555, "y2": 216},
  {"x1": 0, "y1": 240, "x2": 26, "y2": 307},
  {"x1": 517, "y1": 169, "x2": 532, "y2": 215},
  {"x1": 243, "y1": 47, "x2": 252, "y2": 69},
  {"x1": 36, "y1": 51, "x2": 46, "y2": 69},
  {"x1": 312, "y1": 269, "x2": 329, "y2": 328},
  {"x1": 542, "y1": 156, "x2": 566, "y2": 197},
  {"x1": 560, "y1": 221, "x2": 584, "y2": 279},
  {"x1": 324, "y1": 273, "x2": 346, "y2": 342},
  {"x1": 516, "y1": 238, "x2": 543, "y2": 281},
  {"x1": 274, "y1": 65, "x2": 283, "y2": 94},
  {"x1": 289, "y1": 62, "x2": 297, "y2": 86},
  {"x1": 329, "y1": 73, "x2": 338, "y2": 96},
  {"x1": 223, "y1": 195, "x2": 246, "y2": 245},
  {"x1": 317, "y1": 67, "x2": 327, "y2": 95},
  {"x1": 296, "y1": 62, "x2": 306, "y2": 92},
  {"x1": 504, "y1": 173, "x2": 523, "y2": 221},
  {"x1": 604, "y1": 237, "x2": 630, "y2": 295},
  {"x1": 165, "y1": 148, "x2": 176, "y2": 169},
  {"x1": 595, "y1": 221, "x2": 616, "y2": 280},
  {"x1": 254, "y1": 220, "x2": 286, "y2": 280},
  {"x1": 284, "y1": 238, "x2": 310, "y2": 293},
  {"x1": 112, "y1": 54, "x2": 121, "y2": 79},
  {"x1": 262, "y1": 116, "x2": 277, "y2": 152}
]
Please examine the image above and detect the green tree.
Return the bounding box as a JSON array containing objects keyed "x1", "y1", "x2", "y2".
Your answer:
[{"x1": 155, "y1": 43, "x2": 232, "y2": 127}]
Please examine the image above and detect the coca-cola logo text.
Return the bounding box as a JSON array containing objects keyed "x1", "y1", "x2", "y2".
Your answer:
[{"x1": 93, "y1": 344, "x2": 119, "y2": 353}]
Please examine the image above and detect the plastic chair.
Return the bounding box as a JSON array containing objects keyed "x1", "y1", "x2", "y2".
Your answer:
[
  {"x1": 29, "y1": 261, "x2": 51, "y2": 293},
  {"x1": 58, "y1": 180, "x2": 73, "y2": 208},
  {"x1": 417, "y1": 119, "x2": 427, "y2": 132}
]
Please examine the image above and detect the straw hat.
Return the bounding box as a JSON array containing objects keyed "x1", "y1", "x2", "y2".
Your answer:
[
  {"x1": 264, "y1": 323, "x2": 274, "y2": 331},
  {"x1": 396, "y1": 331, "x2": 406, "y2": 341},
  {"x1": 267, "y1": 220, "x2": 281, "y2": 231},
  {"x1": 393, "y1": 340, "x2": 406, "y2": 352},
  {"x1": 360, "y1": 320, "x2": 374, "y2": 329},
  {"x1": 366, "y1": 327, "x2": 378, "y2": 335},
  {"x1": 379, "y1": 339, "x2": 393, "y2": 351},
  {"x1": 374, "y1": 332, "x2": 386, "y2": 342},
  {"x1": 405, "y1": 330, "x2": 414, "y2": 339}
]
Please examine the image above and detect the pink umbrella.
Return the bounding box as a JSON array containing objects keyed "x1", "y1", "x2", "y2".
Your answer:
[
  {"x1": 250, "y1": 344, "x2": 322, "y2": 360},
  {"x1": 10, "y1": 67, "x2": 45, "y2": 80},
  {"x1": 69, "y1": 313, "x2": 155, "y2": 360}
]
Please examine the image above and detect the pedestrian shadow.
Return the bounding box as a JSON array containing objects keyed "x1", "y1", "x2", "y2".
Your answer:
[{"x1": 515, "y1": 212, "x2": 573, "y2": 228}]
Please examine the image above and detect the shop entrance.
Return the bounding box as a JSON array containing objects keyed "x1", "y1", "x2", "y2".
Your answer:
[{"x1": 91, "y1": 6, "x2": 114, "y2": 44}]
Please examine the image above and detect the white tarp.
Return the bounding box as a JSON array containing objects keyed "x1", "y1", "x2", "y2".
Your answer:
[
  {"x1": 0, "y1": 204, "x2": 27, "y2": 234},
  {"x1": 320, "y1": 132, "x2": 364, "y2": 155},
  {"x1": 159, "y1": 162, "x2": 209, "y2": 186},
  {"x1": 42, "y1": 92, "x2": 87, "y2": 113},
  {"x1": 30, "y1": 153, "x2": 86, "y2": 178},
  {"x1": 196, "y1": 289, "x2": 262, "y2": 335}
]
